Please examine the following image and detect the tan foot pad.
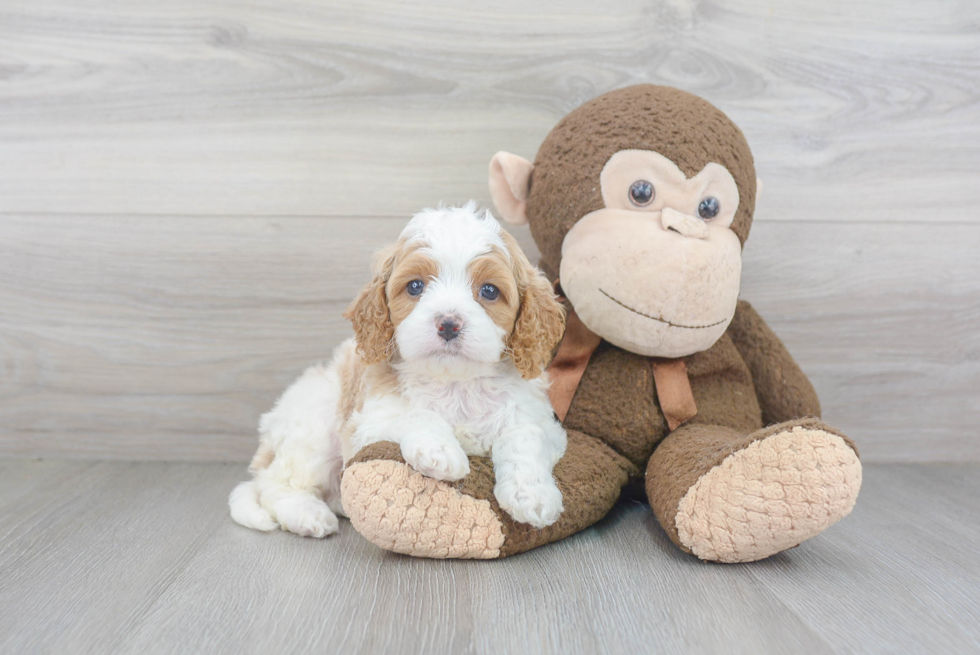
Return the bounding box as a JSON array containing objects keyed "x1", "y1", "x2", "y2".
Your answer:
[
  {"x1": 675, "y1": 427, "x2": 862, "y2": 563},
  {"x1": 341, "y1": 458, "x2": 505, "y2": 559}
]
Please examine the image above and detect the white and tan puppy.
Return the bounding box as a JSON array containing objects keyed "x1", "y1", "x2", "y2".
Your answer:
[{"x1": 229, "y1": 203, "x2": 567, "y2": 538}]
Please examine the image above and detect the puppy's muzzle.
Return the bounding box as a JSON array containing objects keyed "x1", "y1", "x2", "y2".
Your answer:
[{"x1": 436, "y1": 315, "x2": 462, "y2": 342}]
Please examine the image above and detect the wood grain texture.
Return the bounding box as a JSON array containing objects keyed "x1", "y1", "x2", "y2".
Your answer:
[
  {"x1": 1, "y1": 0, "x2": 978, "y2": 462},
  {"x1": 0, "y1": 214, "x2": 404, "y2": 461},
  {"x1": 0, "y1": 460, "x2": 236, "y2": 654},
  {"x1": 1, "y1": 214, "x2": 977, "y2": 462},
  {"x1": 0, "y1": 0, "x2": 977, "y2": 219},
  {"x1": 0, "y1": 460, "x2": 977, "y2": 654}
]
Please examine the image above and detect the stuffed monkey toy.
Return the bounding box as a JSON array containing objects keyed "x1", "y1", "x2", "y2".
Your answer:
[{"x1": 341, "y1": 85, "x2": 862, "y2": 562}]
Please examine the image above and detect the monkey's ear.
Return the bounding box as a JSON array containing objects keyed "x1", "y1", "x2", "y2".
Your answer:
[{"x1": 489, "y1": 151, "x2": 534, "y2": 226}]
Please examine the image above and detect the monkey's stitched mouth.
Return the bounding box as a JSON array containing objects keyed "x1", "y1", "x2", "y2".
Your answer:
[{"x1": 599, "y1": 289, "x2": 727, "y2": 330}]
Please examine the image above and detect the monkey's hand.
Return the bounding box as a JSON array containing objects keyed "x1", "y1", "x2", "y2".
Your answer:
[{"x1": 726, "y1": 300, "x2": 821, "y2": 425}]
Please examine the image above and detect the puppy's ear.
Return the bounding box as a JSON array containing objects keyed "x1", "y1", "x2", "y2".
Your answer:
[
  {"x1": 344, "y1": 243, "x2": 398, "y2": 364},
  {"x1": 489, "y1": 151, "x2": 533, "y2": 226},
  {"x1": 503, "y1": 234, "x2": 565, "y2": 379}
]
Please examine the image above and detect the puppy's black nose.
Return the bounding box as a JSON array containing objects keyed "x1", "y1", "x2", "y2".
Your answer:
[{"x1": 437, "y1": 317, "x2": 461, "y2": 342}]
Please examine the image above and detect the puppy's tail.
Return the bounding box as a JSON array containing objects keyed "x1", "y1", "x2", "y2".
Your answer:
[{"x1": 229, "y1": 480, "x2": 278, "y2": 532}]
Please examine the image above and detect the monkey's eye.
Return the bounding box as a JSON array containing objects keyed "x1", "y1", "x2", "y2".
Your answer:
[
  {"x1": 479, "y1": 284, "x2": 499, "y2": 301},
  {"x1": 407, "y1": 279, "x2": 425, "y2": 296},
  {"x1": 628, "y1": 180, "x2": 655, "y2": 207},
  {"x1": 698, "y1": 197, "x2": 720, "y2": 220}
]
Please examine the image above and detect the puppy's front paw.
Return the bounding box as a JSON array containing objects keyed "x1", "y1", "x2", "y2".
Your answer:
[
  {"x1": 495, "y1": 478, "x2": 563, "y2": 528},
  {"x1": 402, "y1": 439, "x2": 470, "y2": 482}
]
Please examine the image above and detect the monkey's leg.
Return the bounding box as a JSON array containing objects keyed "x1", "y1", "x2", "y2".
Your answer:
[
  {"x1": 341, "y1": 429, "x2": 634, "y2": 559},
  {"x1": 646, "y1": 418, "x2": 862, "y2": 563}
]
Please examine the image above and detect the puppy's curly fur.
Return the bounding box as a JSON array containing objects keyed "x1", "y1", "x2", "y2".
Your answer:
[{"x1": 229, "y1": 203, "x2": 568, "y2": 538}]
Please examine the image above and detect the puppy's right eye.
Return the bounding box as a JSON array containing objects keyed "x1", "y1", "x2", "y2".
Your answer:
[
  {"x1": 406, "y1": 279, "x2": 425, "y2": 297},
  {"x1": 479, "y1": 283, "x2": 499, "y2": 301}
]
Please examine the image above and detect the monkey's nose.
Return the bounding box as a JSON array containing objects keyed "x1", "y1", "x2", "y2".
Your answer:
[
  {"x1": 437, "y1": 316, "x2": 462, "y2": 342},
  {"x1": 660, "y1": 207, "x2": 709, "y2": 239}
]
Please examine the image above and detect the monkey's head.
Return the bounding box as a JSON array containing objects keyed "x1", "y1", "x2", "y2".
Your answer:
[{"x1": 489, "y1": 85, "x2": 759, "y2": 358}]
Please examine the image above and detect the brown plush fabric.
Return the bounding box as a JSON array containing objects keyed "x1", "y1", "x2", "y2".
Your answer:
[
  {"x1": 347, "y1": 440, "x2": 405, "y2": 468},
  {"x1": 341, "y1": 85, "x2": 860, "y2": 562},
  {"x1": 562, "y1": 326, "x2": 764, "y2": 476},
  {"x1": 563, "y1": 341, "x2": 664, "y2": 469},
  {"x1": 346, "y1": 430, "x2": 635, "y2": 558},
  {"x1": 727, "y1": 300, "x2": 822, "y2": 425},
  {"x1": 685, "y1": 331, "x2": 764, "y2": 434},
  {"x1": 499, "y1": 429, "x2": 636, "y2": 556},
  {"x1": 526, "y1": 84, "x2": 757, "y2": 273}
]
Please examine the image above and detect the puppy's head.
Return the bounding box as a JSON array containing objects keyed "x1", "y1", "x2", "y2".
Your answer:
[{"x1": 344, "y1": 203, "x2": 565, "y2": 379}]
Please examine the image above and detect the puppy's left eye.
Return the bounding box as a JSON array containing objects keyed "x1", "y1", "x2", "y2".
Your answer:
[
  {"x1": 407, "y1": 279, "x2": 425, "y2": 296},
  {"x1": 479, "y1": 284, "x2": 499, "y2": 301}
]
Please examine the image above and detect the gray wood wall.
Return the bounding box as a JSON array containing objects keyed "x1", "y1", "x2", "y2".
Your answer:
[{"x1": 1, "y1": 0, "x2": 977, "y2": 463}]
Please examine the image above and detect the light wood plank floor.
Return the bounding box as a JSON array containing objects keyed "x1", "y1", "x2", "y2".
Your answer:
[{"x1": 0, "y1": 461, "x2": 977, "y2": 654}]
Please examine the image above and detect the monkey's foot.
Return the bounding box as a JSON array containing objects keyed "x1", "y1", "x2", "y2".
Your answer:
[
  {"x1": 341, "y1": 432, "x2": 633, "y2": 559},
  {"x1": 671, "y1": 420, "x2": 862, "y2": 563},
  {"x1": 341, "y1": 443, "x2": 505, "y2": 559}
]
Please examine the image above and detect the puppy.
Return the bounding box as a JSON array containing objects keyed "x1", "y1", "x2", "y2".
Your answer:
[{"x1": 229, "y1": 203, "x2": 567, "y2": 538}]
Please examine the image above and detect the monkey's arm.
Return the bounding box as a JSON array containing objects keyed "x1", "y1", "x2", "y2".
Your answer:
[{"x1": 727, "y1": 300, "x2": 821, "y2": 425}]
